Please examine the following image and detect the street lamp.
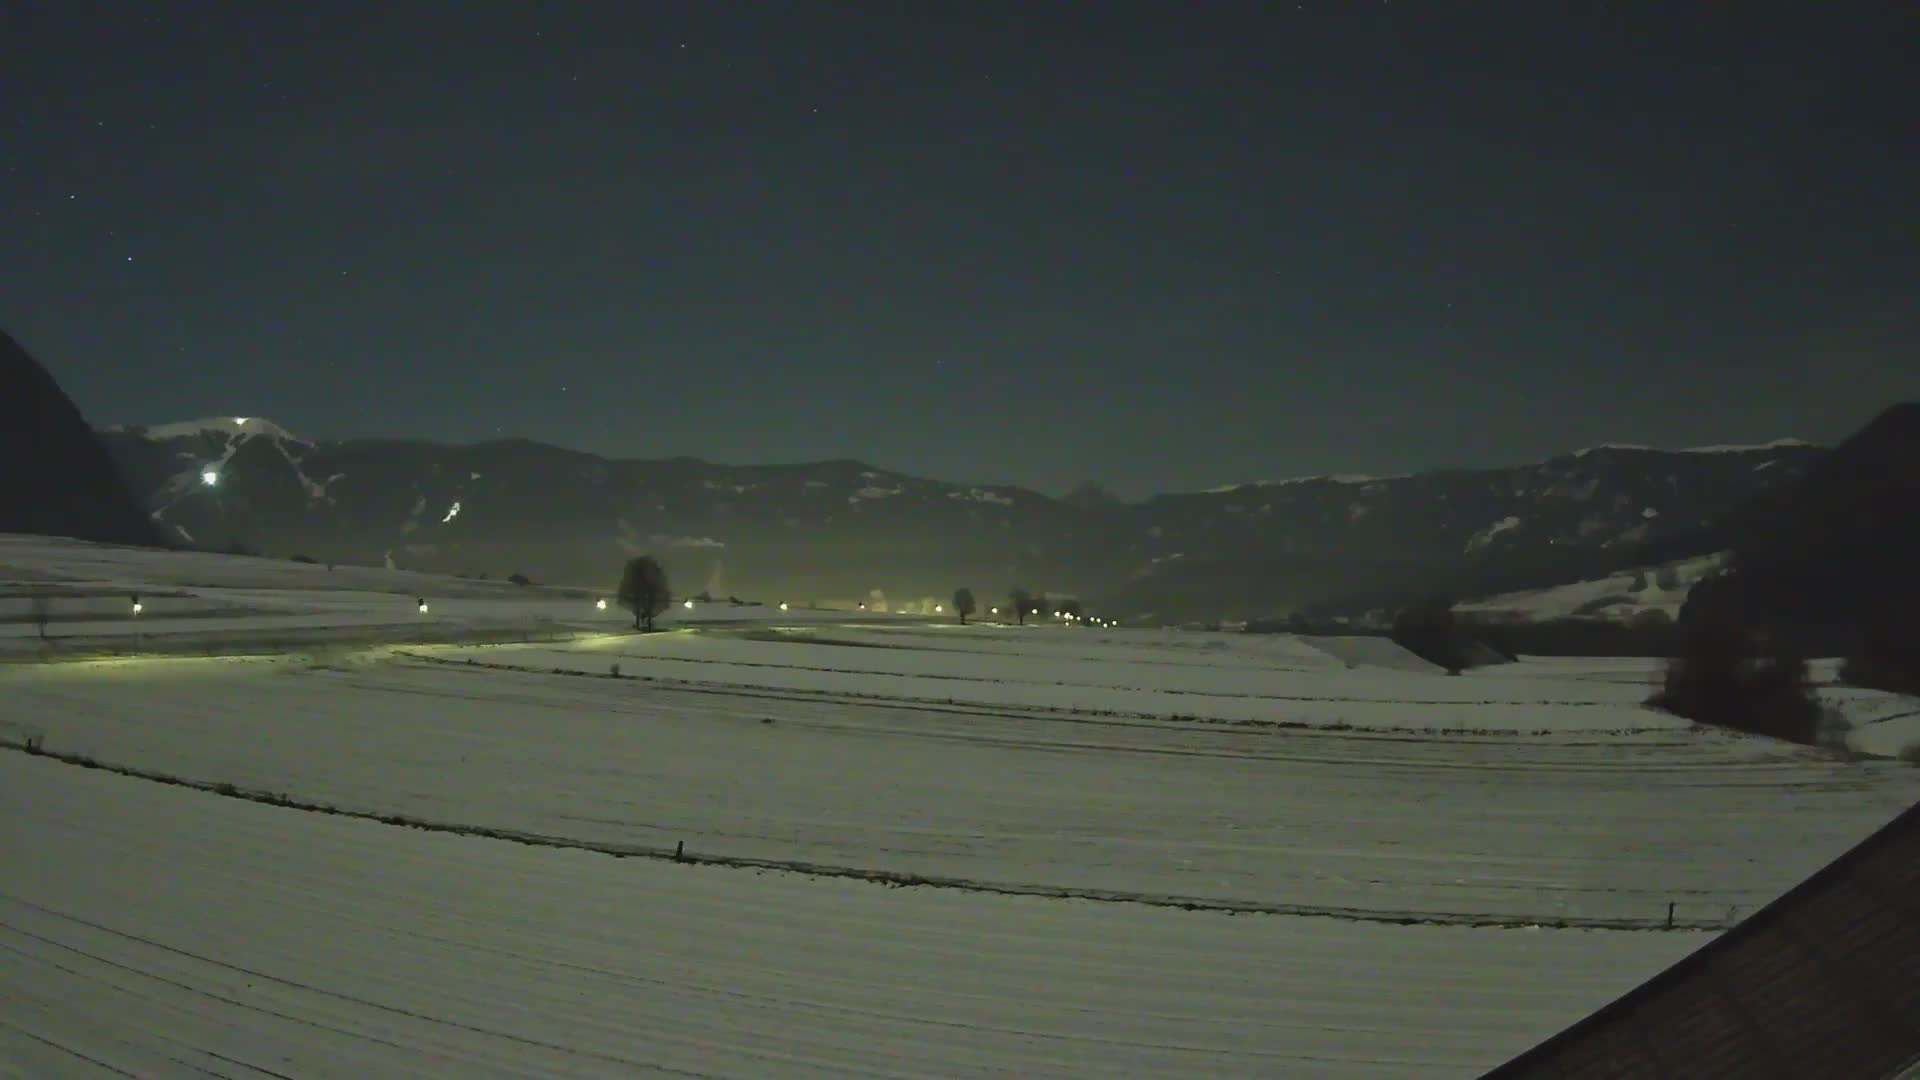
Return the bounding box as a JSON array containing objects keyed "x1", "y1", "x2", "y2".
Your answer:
[
  {"x1": 130, "y1": 594, "x2": 142, "y2": 615},
  {"x1": 935, "y1": 604, "x2": 943, "y2": 613},
  {"x1": 684, "y1": 599, "x2": 695, "y2": 610},
  {"x1": 596, "y1": 598, "x2": 608, "y2": 610},
  {"x1": 417, "y1": 598, "x2": 429, "y2": 614},
  {"x1": 779, "y1": 602, "x2": 789, "y2": 611}
]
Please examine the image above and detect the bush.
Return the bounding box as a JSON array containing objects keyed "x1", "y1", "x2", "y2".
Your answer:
[
  {"x1": 1649, "y1": 618, "x2": 1824, "y2": 744},
  {"x1": 1899, "y1": 741, "x2": 1920, "y2": 766},
  {"x1": 289, "y1": 553, "x2": 319, "y2": 564},
  {"x1": 507, "y1": 573, "x2": 531, "y2": 587}
]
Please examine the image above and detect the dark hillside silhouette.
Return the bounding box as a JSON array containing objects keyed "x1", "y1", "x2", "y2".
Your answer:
[{"x1": 0, "y1": 330, "x2": 162, "y2": 547}]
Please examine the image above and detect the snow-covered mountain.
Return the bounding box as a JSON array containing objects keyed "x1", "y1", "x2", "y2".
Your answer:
[{"x1": 98, "y1": 420, "x2": 1824, "y2": 620}]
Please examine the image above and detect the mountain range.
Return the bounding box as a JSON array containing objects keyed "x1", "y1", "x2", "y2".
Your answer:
[{"x1": 95, "y1": 415, "x2": 1825, "y2": 622}]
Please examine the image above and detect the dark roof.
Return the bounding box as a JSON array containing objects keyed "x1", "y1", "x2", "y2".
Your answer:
[{"x1": 1484, "y1": 799, "x2": 1920, "y2": 1080}]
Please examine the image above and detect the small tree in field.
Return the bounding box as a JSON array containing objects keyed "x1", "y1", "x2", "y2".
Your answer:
[
  {"x1": 618, "y1": 555, "x2": 671, "y2": 632},
  {"x1": 953, "y1": 587, "x2": 976, "y2": 625},
  {"x1": 1009, "y1": 588, "x2": 1033, "y2": 626}
]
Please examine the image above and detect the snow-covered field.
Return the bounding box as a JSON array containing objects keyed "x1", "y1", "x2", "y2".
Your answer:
[
  {"x1": 0, "y1": 534, "x2": 888, "y2": 658},
  {"x1": 5, "y1": 534, "x2": 1918, "y2": 1077}
]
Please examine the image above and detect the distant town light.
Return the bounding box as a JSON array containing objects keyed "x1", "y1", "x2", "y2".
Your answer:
[
  {"x1": 595, "y1": 598, "x2": 608, "y2": 610},
  {"x1": 130, "y1": 594, "x2": 143, "y2": 615},
  {"x1": 200, "y1": 469, "x2": 219, "y2": 487}
]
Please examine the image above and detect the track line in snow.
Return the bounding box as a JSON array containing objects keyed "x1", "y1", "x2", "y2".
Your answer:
[
  {"x1": 399, "y1": 649, "x2": 1675, "y2": 739},
  {"x1": 0, "y1": 739, "x2": 1730, "y2": 932}
]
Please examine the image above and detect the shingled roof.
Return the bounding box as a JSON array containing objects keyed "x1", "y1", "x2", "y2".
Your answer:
[{"x1": 1485, "y1": 799, "x2": 1920, "y2": 1080}]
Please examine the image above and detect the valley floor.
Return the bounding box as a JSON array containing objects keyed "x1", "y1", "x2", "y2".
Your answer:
[{"x1": 4, "y1": 535, "x2": 1918, "y2": 1077}]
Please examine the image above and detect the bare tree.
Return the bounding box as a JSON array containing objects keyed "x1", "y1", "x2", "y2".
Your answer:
[
  {"x1": 618, "y1": 555, "x2": 672, "y2": 632},
  {"x1": 28, "y1": 593, "x2": 52, "y2": 640},
  {"x1": 952, "y1": 587, "x2": 976, "y2": 625},
  {"x1": 1008, "y1": 588, "x2": 1033, "y2": 626}
]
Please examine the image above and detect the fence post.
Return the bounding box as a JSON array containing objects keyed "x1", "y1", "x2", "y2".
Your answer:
[{"x1": 1667, "y1": 901, "x2": 1675, "y2": 929}]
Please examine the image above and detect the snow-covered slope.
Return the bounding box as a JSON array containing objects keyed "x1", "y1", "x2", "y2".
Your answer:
[
  {"x1": 132, "y1": 415, "x2": 304, "y2": 442},
  {"x1": 1459, "y1": 554, "x2": 1727, "y2": 623}
]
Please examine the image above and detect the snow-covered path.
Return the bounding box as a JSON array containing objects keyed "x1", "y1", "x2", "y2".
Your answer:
[{"x1": 0, "y1": 752, "x2": 1704, "y2": 1078}]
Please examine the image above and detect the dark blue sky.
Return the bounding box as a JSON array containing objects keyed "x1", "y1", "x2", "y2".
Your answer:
[{"x1": 4, "y1": 1, "x2": 1916, "y2": 495}]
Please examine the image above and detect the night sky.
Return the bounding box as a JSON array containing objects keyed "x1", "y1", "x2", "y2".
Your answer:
[{"x1": 5, "y1": 2, "x2": 1916, "y2": 496}]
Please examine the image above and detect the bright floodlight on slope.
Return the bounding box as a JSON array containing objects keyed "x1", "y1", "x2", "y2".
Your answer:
[
  {"x1": 990, "y1": 606, "x2": 999, "y2": 615},
  {"x1": 935, "y1": 604, "x2": 943, "y2": 613},
  {"x1": 596, "y1": 598, "x2": 607, "y2": 610},
  {"x1": 684, "y1": 599, "x2": 695, "y2": 609},
  {"x1": 234, "y1": 417, "x2": 248, "y2": 426},
  {"x1": 779, "y1": 602, "x2": 789, "y2": 611},
  {"x1": 200, "y1": 469, "x2": 219, "y2": 487}
]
